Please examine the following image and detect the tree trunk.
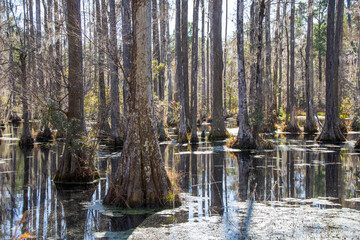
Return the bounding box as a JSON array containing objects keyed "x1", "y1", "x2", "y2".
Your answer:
[
  {"x1": 20, "y1": 52, "x2": 34, "y2": 147},
  {"x1": 279, "y1": 0, "x2": 287, "y2": 111},
  {"x1": 36, "y1": 0, "x2": 43, "y2": 117},
  {"x1": 223, "y1": 0, "x2": 228, "y2": 117},
  {"x1": 249, "y1": 0, "x2": 258, "y2": 120},
  {"x1": 5, "y1": 0, "x2": 17, "y2": 112},
  {"x1": 285, "y1": 5, "x2": 290, "y2": 115},
  {"x1": 104, "y1": 0, "x2": 177, "y2": 208},
  {"x1": 122, "y1": 0, "x2": 131, "y2": 115},
  {"x1": 355, "y1": 30, "x2": 360, "y2": 148},
  {"x1": 181, "y1": 0, "x2": 190, "y2": 131},
  {"x1": 28, "y1": 0, "x2": 35, "y2": 114},
  {"x1": 206, "y1": 9, "x2": 210, "y2": 119},
  {"x1": 273, "y1": 0, "x2": 280, "y2": 115},
  {"x1": 95, "y1": 0, "x2": 110, "y2": 135},
  {"x1": 230, "y1": 0, "x2": 256, "y2": 149},
  {"x1": 54, "y1": 0, "x2": 62, "y2": 98},
  {"x1": 209, "y1": 0, "x2": 227, "y2": 140},
  {"x1": 176, "y1": 0, "x2": 187, "y2": 143},
  {"x1": 157, "y1": 0, "x2": 169, "y2": 141},
  {"x1": 109, "y1": 0, "x2": 122, "y2": 146},
  {"x1": 318, "y1": 49, "x2": 322, "y2": 107},
  {"x1": 159, "y1": 0, "x2": 166, "y2": 101},
  {"x1": 152, "y1": 0, "x2": 160, "y2": 96},
  {"x1": 201, "y1": 0, "x2": 206, "y2": 121},
  {"x1": 284, "y1": 0, "x2": 300, "y2": 132},
  {"x1": 165, "y1": 0, "x2": 173, "y2": 126},
  {"x1": 208, "y1": 0, "x2": 214, "y2": 121},
  {"x1": 54, "y1": 0, "x2": 99, "y2": 183},
  {"x1": 304, "y1": 0, "x2": 317, "y2": 132},
  {"x1": 265, "y1": 0, "x2": 272, "y2": 118},
  {"x1": 253, "y1": 0, "x2": 266, "y2": 136},
  {"x1": 318, "y1": 0, "x2": 345, "y2": 141},
  {"x1": 190, "y1": 0, "x2": 199, "y2": 143}
]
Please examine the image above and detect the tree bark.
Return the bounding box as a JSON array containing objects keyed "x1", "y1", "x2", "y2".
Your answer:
[
  {"x1": 20, "y1": 52, "x2": 34, "y2": 147},
  {"x1": 190, "y1": 0, "x2": 199, "y2": 143},
  {"x1": 54, "y1": 0, "x2": 99, "y2": 183},
  {"x1": 355, "y1": 30, "x2": 360, "y2": 148},
  {"x1": 318, "y1": 0, "x2": 345, "y2": 141},
  {"x1": 230, "y1": 0, "x2": 256, "y2": 149},
  {"x1": 206, "y1": 8, "x2": 210, "y2": 119},
  {"x1": 159, "y1": 0, "x2": 166, "y2": 101},
  {"x1": 95, "y1": 0, "x2": 110, "y2": 134},
  {"x1": 208, "y1": 0, "x2": 214, "y2": 121},
  {"x1": 209, "y1": 0, "x2": 227, "y2": 140},
  {"x1": 54, "y1": 0, "x2": 62, "y2": 98},
  {"x1": 165, "y1": 0, "x2": 173, "y2": 126},
  {"x1": 104, "y1": 0, "x2": 177, "y2": 208},
  {"x1": 223, "y1": 0, "x2": 228, "y2": 117},
  {"x1": 181, "y1": 0, "x2": 190, "y2": 130},
  {"x1": 5, "y1": 0, "x2": 17, "y2": 111},
  {"x1": 284, "y1": 0, "x2": 300, "y2": 132},
  {"x1": 156, "y1": 0, "x2": 169, "y2": 141},
  {"x1": 304, "y1": 0, "x2": 317, "y2": 132},
  {"x1": 279, "y1": 0, "x2": 287, "y2": 111},
  {"x1": 109, "y1": 0, "x2": 122, "y2": 146},
  {"x1": 253, "y1": 0, "x2": 266, "y2": 136},
  {"x1": 122, "y1": 0, "x2": 131, "y2": 115},
  {"x1": 265, "y1": 0, "x2": 272, "y2": 117},
  {"x1": 249, "y1": 0, "x2": 258, "y2": 120},
  {"x1": 200, "y1": 0, "x2": 206, "y2": 121},
  {"x1": 36, "y1": 0, "x2": 43, "y2": 117},
  {"x1": 273, "y1": 0, "x2": 280, "y2": 115},
  {"x1": 152, "y1": 0, "x2": 160, "y2": 96},
  {"x1": 176, "y1": 0, "x2": 187, "y2": 143}
]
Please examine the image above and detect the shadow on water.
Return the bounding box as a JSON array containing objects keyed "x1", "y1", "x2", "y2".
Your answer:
[{"x1": 1, "y1": 123, "x2": 360, "y2": 239}]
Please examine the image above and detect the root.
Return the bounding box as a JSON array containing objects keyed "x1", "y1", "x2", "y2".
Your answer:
[
  {"x1": 208, "y1": 130, "x2": 230, "y2": 141},
  {"x1": 304, "y1": 123, "x2": 318, "y2": 133},
  {"x1": 283, "y1": 121, "x2": 301, "y2": 133},
  {"x1": 177, "y1": 132, "x2": 188, "y2": 144},
  {"x1": 256, "y1": 136, "x2": 274, "y2": 150},
  {"x1": 53, "y1": 167, "x2": 100, "y2": 184},
  {"x1": 190, "y1": 133, "x2": 199, "y2": 143},
  {"x1": 227, "y1": 136, "x2": 256, "y2": 150},
  {"x1": 36, "y1": 128, "x2": 54, "y2": 142},
  {"x1": 10, "y1": 113, "x2": 21, "y2": 123},
  {"x1": 19, "y1": 135, "x2": 34, "y2": 148}
]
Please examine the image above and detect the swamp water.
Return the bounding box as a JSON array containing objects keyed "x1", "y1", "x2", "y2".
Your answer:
[{"x1": 0, "y1": 123, "x2": 360, "y2": 239}]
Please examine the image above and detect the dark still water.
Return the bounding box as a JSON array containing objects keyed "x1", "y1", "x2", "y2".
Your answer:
[{"x1": 1, "y1": 124, "x2": 360, "y2": 239}]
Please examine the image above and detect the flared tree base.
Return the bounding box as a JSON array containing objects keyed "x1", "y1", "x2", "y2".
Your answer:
[
  {"x1": 10, "y1": 113, "x2": 21, "y2": 123},
  {"x1": 262, "y1": 116, "x2": 277, "y2": 133},
  {"x1": 104, "y1": 183, "x2": 181, "y2": 209},
  {"x1": 227, "y1": 136, "x2": 257, "y2": 149},
  {"x1": 208, "y1": 130, "x2": 230, "y2": 141},
  {"x1": 36, "y1": 127, "x2": 53, "y2": 142},
  {"x1": 317, "y1": 126, "x2": 346, "y2": 142},
  {"x1": 53, "y1": 167, "x2": 100, "y2": 184},
  {"x1": 177, "y1": 132, "x2": 188, "y2": 144},
  {"x1": 19, "y1": 135, "x2": 34, "y2": 148},
  {"x1": 283, "y1": 121, "x2": 301, "y2": 133},
  {"x1": 256, "y1": 136, "x2": 274, "y2": 149},
  {"x1": 158, "y1": 122, "x2": 171, "y2": 142},
  {"x1": 304, "y1": 121, "x2": 318, "y2": 133}
]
